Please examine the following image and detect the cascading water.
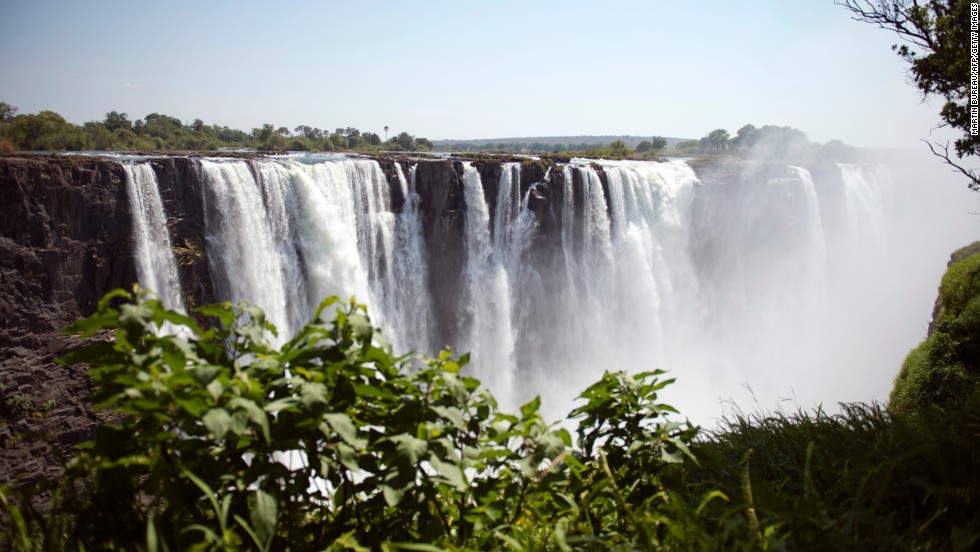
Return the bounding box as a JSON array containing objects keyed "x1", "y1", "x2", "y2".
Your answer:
[
  {"x1": 459, "y1": 162, "x2": 516, "y2": 408},
  {"x1": 388, "y1": 163, "x2": 434, "y2": 354},
  {"x1": 199, "y1": 159, "x2": 294, "y2": 343},
  {"x1": 130, "y1": 153, "x2": 959, "y2": 424},
  {"x1": 122, "y1": 162, "x2": 186, "y2": 315}
]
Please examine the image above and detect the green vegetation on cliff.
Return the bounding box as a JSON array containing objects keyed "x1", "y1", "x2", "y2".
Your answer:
[
  {"x1": 891, "y1": 242, "x2": 980, "y2": 414},
  {"x1": 0, "y1": 102, "x2": 432, "y2": 154}
]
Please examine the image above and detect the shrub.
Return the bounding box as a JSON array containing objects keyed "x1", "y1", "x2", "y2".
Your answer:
[
  {"x1": 891, "y1": 244, "x2": 980, "y2": 413},
  {"x1": 1, "y1": 286, "x2": 708, "y2": 551}
]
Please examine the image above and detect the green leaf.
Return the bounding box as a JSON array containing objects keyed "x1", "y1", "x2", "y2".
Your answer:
[
  {"x1": 521, "y1": 396, "x2": 542, "y2": 419},
  {"x1": 381, "y1": 477, "x2": 407, "y2": 507},
  {"x1": 324, "y1": 413, "x2": 364, "y2": 447},
  {"x1": 348, "y1": 312, "x2": 373, "y2": 341},
  {"x1": 202, "y1": 408, "x2": 233, "y2": 440},
  {"x1": 430, "y1": 456, "x2": 467, "y2": 490},
  {"x1": 57, "y1": 342, "x2": 125, "y2": 366},
  {"x1": 392, "y1": 434, "x2": 428, "y2": 464},
  {"x1": 229, "y1": 397, "x2": 271, "y2": 442},
  {"x1": 661, "y1": 448, "x2": 684, "y2": 464},
  {"x1": 250, "y1": 489, "x2": 278, "y2": 546},
  {"x1": 336, "y1": 443, "x2": 360, "y2": 471},
  {"x1": 300, "y1": 382, "x2": 328, "y2": 408},
  {"x1": 334, "y1": 531, "x2": 371, "y2": 552},
  {"x1": 431, "y1": 405, "x2": 466, "y2": 430},
  {"x1": 146, "y1": 514, "x2": 159, "y2": 552},
  {"x1": 206, "y1": 379, "x2": 225, "y2": 402},
  {"x1": 264, "y1": 397, "x2": 299, "y2": 413},
  {"x1": 175, "y1": 395, "x2": 208, "y2": 418}
]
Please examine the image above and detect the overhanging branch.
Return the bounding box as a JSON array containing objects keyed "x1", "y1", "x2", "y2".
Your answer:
[{"x1": 924, "y1": 139, "x2": 980, "y2": 191}]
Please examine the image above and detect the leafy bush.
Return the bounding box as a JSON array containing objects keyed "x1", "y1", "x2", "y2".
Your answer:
[{"x1": 1, "y1": 287, "x2": 722, "y2": 551}]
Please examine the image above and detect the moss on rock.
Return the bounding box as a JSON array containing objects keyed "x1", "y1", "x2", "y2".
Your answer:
[{"x1": 890, "y1": 242, "x2": 980, "y2": 413}]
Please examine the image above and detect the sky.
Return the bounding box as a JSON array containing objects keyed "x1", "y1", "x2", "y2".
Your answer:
[{"x1": 0, "y1": 0, "x2": 956, "y2": 148}]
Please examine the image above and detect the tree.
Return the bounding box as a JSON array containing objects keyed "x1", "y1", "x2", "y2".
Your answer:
[
  {"x1": 0, "y1": 101, "x2": 17, "y2": 123},
  {"x1": 609, "y1": 140, "x2": 629, "y2": 157},
  {"x1": 839, "y1": 0, "x2": 979, "y2": 190},
  {"x1": 676, "y1": 139, "x2": 702, "y2": 152},
  {"x1": 256, "y1": 123, "x2": 275, "y2": 143},
  {"x1": 84, "y1": 122, "x2": 115, "y2": 150},
  {"x1": 636, "y1": 140, "x2": 653, "y2": 153},
  {"x1": 650, "y1": 136, "x2": 667, "y2": 150},
  {"x1": 395, "y1": 131, "x2": 415, "y2": 151},
  {"x1": 103, "y1": 111, "x2": 132, "y2": 132},
  {"x1": 732, "y1": 123, "x2": 759, "y2": 151},
  {"x1": 10, "y1": 110, "x2": 72, "y2": 149},
  {"x1": 416, "y1": 137, "x2": 433, "y2": 150},
  {"x1": 383, "y1": 125, "x2": 389, "y2": 142},
  {"x1": 701, "y1": 129, "x2": 730, "y2": 154}
]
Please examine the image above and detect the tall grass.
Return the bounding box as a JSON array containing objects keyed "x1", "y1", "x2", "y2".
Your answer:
[{"x1": 666, "y1": 402, "x2": 980, "y2": 550}]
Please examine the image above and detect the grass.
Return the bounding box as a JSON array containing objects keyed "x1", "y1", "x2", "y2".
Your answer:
[{"x1": 666, "y1": 402, "x2": 980, "y2": 550}]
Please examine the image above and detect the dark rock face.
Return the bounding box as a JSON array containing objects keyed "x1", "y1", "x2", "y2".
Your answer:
[
  {"x1": 0, "y1": 156, "x2": 136, "y2": 350},
  {"x1": 0, "y1": 155, "x2": 136, "y2": 486},
  {"x1": 375, "y1": 157, "x2": 407, "y2": 213},
  {"x1": 148, "y1": 158, "x2": 215, "y2": 319},
  {"x1": 415, "y1": 160, "x2": 466, "y2": 348}
]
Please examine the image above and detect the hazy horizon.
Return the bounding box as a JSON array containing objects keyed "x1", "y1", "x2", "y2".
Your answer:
[{"x1": 0, "y1": 0, "x2": 961, "y2": 150}]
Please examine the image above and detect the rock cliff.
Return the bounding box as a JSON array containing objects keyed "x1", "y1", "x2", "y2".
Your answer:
[{"x1": 0, "y1": 155, "x2": 135, "y2": 485}]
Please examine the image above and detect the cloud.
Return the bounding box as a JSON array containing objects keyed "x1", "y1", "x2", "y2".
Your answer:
[{"x1": 122, "y1": 82, "x2": 143, "y2": 89}]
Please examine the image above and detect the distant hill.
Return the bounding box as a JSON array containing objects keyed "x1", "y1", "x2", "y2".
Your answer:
[{"x1": 432, "y1": 135, "x2": 690, "y2": 152}]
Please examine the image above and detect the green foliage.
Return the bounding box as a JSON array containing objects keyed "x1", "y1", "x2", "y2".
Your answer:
[
  {"x1": 840, "y1": 0, "x2": 980, "y2": 190},
  {"x1": 676, "y1": 403, "x2": 980, "y2": 550},
  {"x1": 4, "y1": 393, "x2": 33, "y2": 417},
  {"x1": 0, "y1": 101, "x2": 18, "y2": 123},
  {"x1": 636, "y1": 136, "x2": 667, "y2": 155},
  {"x1": 0, "y1": 287, "x2": 728, "y2": 551},
  {"x1": 0, "y1": 102, "x2": 426, "y2": 153},
  {"x1": 701, "y1": 129, "x2": 730, "y2": 154},
  {"x1": 891, "y1": 244, "x2": 980, "y2": 413},
  {"x1": 103, "y1": 111, "x2": 132, "y2": 132},
  {"x1": 6, "y1": 285, "x2": 977, "y2": 550}
]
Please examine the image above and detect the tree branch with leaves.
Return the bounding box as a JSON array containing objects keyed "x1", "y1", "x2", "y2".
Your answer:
[{"x1": 839, "y1": 0, "x2": 980, "y2": 190}]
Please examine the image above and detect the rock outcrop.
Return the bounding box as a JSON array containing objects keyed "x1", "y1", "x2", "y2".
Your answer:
[{"x1": 0, "y1": 155, "x2": 136, "y2": 486}]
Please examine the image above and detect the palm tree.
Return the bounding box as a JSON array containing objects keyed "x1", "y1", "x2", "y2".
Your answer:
[{"x1": 384, "y1": 126, "x2": 389, "y2": 142}]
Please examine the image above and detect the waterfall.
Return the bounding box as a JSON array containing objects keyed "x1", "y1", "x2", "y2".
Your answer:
[
  {"x1": 122, "y1": 162, "x2": 186, "y2": 314},
  {"x1": 200, "y1": 158, "x2": 392, "y2": 343},
  {"x1": 136, "y1": 154, "x2": 924, "y2": 423},
  {"x1": 460, "y1": 161, "x2": 515, "y2": 408},
  {"x1": 388, "y1": 163, "x2": 434, "y2": 354},
  {"x1": 199, "y1": 159, "x2": 294, "y2": 343}
]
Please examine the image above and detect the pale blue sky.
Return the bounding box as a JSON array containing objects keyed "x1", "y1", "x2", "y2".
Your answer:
[{"x1": 0, "y1": 0, "x2": 950, "y2": 147}]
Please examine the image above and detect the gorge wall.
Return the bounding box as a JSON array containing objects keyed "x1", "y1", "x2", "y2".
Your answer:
[{"x1": 0, "y1": 151, "x2": 952, "y2": 486}]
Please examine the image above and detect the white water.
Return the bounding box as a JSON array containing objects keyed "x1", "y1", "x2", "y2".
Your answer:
[
  {"x1": 135, "y1": 155, "x2": 976, "y2": 424},
  {"x1": 389, "y1": 163, "x2": 434, "y2": 354},
  {"x1": 122, "y1": 162, "x2": 186, "y2": 314},
  {"x1": 460, "y1": 162, "x2": 516, "y2": 408}
]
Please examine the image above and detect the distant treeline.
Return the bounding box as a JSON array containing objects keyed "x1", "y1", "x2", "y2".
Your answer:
[
  {"x1": 437, "y1": 125, "x2": 857, "y2": 162},
  {"x1": 0, "y1": 102, "x2": 432, "y2": 153},
  {"x1": 0, "y1": 101, "x2": 856, "y2": 162}
]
